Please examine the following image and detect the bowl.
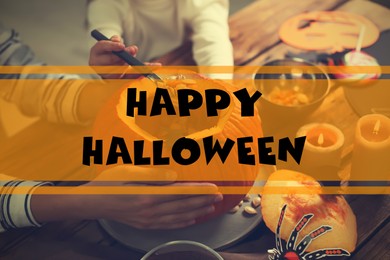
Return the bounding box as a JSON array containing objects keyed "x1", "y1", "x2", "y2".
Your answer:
[
  {"x1": 253, "y1": 59, "x2": 330, "y2": 130},
  {"x1": 141, "y1": 240, "x2": 223, "y2": 260}
]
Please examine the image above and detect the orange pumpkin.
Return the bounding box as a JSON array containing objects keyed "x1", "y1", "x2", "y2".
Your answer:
[
  {"x1": 92, "y1": 69, "x2": 263, "y2": 223},
  {"x1": 261, "y1": 170, "x2": 357, "y2": 252}
]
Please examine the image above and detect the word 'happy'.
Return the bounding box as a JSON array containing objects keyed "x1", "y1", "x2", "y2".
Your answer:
[{"x1": 126, "y1": 87, "x2": 262, "y2": 117}]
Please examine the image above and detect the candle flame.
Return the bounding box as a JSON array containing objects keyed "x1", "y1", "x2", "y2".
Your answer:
[
  {"x1": 318, "y1": 133, "x2": 324, "y2": 146},
  {"x1": 373, "y1": 120, "x2": 381, "y2": 135}
]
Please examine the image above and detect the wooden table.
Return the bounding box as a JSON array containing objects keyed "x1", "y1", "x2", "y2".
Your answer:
[{"x1": 1, "y1": 0, "x2": 389, "y2": 259}]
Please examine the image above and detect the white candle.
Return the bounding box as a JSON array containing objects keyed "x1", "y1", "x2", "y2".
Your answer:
[
  {"x1": 297, "y1": 123, "x2": 345, "y2": 181},
  {"x1": 351, "y1": 114, "x2": 390, "y2": 182}
]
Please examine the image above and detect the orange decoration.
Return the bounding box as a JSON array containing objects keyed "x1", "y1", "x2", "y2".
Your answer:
[
  {"x1": 261, "y1": 170, "x2": 357, "y2": 252},
  {"x1": 93, "y1": 68, "x2": 263, "y2": 223},
  {"x1": 279, "y1": 11, "x2": 380, "y2": 52}
]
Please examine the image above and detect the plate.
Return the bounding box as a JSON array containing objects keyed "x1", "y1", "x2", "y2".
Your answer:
[{"x1": 99, "y1": 165, "x2": 275, "y2": 253}]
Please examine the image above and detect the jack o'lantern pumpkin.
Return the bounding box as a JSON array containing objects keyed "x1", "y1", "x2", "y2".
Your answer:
[{"x1": 93, "y1": 68, "x2": 263, "y2": 223}]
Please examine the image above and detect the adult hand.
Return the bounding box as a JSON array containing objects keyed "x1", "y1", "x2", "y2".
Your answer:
[
  {"x1": 83, "y1": 166, "x2": 222, "y2": 229},
  {"x1": 31, "y1": 166, "x2": 222, "y2": 230}
]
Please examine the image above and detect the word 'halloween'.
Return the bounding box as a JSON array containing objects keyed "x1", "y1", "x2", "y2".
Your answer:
[
  {"x1": 126, "y1": 87, "x2": 262, "y2": 117},
  {"x1": 83, "y1": 136, "x2": 306, "y2": 166}
]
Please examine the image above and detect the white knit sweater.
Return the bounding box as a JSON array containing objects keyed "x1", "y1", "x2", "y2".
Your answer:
[{"x1": 87, "y1": 0, "x2": 234, "y2": 67}]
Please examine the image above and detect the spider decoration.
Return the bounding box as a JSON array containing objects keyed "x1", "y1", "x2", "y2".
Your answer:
[{"x1": 268, "y1": 205, "x2": 351, "y2": 260}]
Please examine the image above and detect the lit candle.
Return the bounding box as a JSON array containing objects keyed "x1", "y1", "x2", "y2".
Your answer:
[
  {"x1": 351, "y1": 114, "x2": 390, "y2": 183},
  {"x1": 297, "y1": 123, "x2": 345, "y2": 181}
]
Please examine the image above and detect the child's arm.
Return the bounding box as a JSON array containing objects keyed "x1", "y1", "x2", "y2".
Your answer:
[
  {"x1": 187, "y1": 0, "x2": 234, "y2": 78},
  {"x1": 87, "y1": 0, "x2": 129, "y2": 39}
]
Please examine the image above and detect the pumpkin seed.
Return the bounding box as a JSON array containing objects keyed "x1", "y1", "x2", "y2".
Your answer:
[
  {"x1": 297, "y1": 93, "x2": 309, "y2": 104},
  {"x1": 229, "y1": 205, "x2": 240, "y2": 213},
  {"x1": 243, "y1": 194, "x2": 250, "y2": 202},
  {"x1": 252, "y1": 196, "x2": 261, "y2": 208},
  {"x1": 244, "y1": 206, "x2": 257, "y2": 215}
]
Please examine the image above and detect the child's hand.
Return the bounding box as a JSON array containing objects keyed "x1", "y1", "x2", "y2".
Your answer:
[{"x1": 89, "y1": 35, "x2": 138, "y2": 79}]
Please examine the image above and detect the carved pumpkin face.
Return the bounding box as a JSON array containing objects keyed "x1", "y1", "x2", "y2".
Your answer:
[{"x1": 92, "y1": 69, "x2": 263, "y2": 223}]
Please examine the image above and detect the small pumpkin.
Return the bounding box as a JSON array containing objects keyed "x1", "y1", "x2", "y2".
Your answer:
[
  {"x1": 261, "y1": 170, "x2": 357, "y2": 252},
  {"x1": 93, "y1": 68, "x2": 263, "y2": 223}
]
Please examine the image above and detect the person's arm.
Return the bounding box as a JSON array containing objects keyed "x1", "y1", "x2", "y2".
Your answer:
[
  {"x1": 0, "y1": 26, "x2": 127, "y2": 124},
  {"x1": 0, "y1": 175, "x2": 52, "y2": 232},
  {"x1": 1, "y1": 167, "x2": 221, "y2": 232},
  {"x1": 186, "y1": 0, "x2": 234, "y2": 78},
  {"x1": 30, "y1": 166, "x2": 222, "y2": 230},
  {"x1": 87, "y1": 0, "x2": 129, "y2": 39},
  {"x1": 0, "y1": 26, "x2": 221, "y2": 232},
  {"x1": 0, "y1": 26, "x2": 91, "y2": 125}
]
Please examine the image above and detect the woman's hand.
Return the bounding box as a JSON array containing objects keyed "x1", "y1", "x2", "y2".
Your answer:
[
  {"x1": 82, "y1": 166, "x2": 222, "y2": 229},
  {"x1": 90, "y1": 182, "x2": 221, "y2": 229},
  {"x1": 31, "y1": 166, "x2": 222, "y2": 230}
]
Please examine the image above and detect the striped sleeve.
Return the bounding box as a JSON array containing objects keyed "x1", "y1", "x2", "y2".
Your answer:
[
  {"x1": 0, "y1": 25, "x2": 88, "y2": 125},
  {"x1": 0, "y1": 175, "x2": 52, "y2": 233}
]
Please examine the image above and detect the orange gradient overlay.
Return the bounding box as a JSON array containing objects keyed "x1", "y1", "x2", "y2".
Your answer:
[{"x1": 0, "y1": 66, "x2": 388, "y2": 194}]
